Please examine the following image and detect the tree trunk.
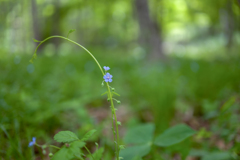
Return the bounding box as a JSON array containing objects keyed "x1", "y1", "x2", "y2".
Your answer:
[
  {"x1": 31, "y1": 0, "x2": 41, "y2": 47},
  {"x1": 220, "y1": 1, "x2": 235, "y2": 49},
  {"x1": 51, "y1": 0, "x2": 61, "y2": 53},
  {"x1": 134, "y1": 0, "x2": 165, "y2": 60}
]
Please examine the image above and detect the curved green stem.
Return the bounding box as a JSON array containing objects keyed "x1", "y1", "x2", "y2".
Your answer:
[
  {"x1": 111, "y1": 106, "x2": 117, "y2": 156},
  {"x1": 31, "y1": 35, "x2": 105, "y2": 76},
  {"x1": 107, "y1": 83, "x2": 120, "y2": 159},
  {"x1": 48, "y1": 145, "x2": 61, "y2": 150},
  {"x1": 35, "y1": 144, "x2": 61, "y2": 150},
  {"x1": 84, "y1": 146, "x2": 95, "y2": 160},
  {"x1": 32, "y1": 35, "x2": 120, "y2": 160}
]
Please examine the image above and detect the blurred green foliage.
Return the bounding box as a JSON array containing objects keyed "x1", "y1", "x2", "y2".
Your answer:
[
  {"x1": 0, "y1": 49, "x2": 240, "y2": 159},
  {"x1": 1, "y1": 0, "x2": 240, "y2": 159}
]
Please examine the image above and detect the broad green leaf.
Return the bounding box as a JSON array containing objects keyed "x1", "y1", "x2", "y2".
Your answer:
[
  {"x1": 101, "y1": 91, "x2": 108, "y2": 96},
  {"x1": 32, "y1": 38, "x2": 41, "y2": 42},
  {"x1": 51, "y1": 141, "x2": 85, "y2": 160},
  {"x1": 112, "y1": 92, "x2": 120, "y2": 96},
  {"x1": 54, "y1": 131, "x2": 79, "y2": 143},
  {"x1": 189, "y1": 149, "x2": 208, "y2": 157},
  {"x1": 119, "y1": 144, "x2": 151, "y2": 160},
  {"x1": 81, "y1": 129, "x2": 96, "y2": 142},
  {"x1": 124, "y1": 123, "x2": 155, "y2": 145},
  {"x1": 202, "y1": 151, "x2": 232, "y2": 160},
  {"x1": 154, "y1": 124, "x2": 196, "y2": 147},
  {"x1": 88, "y1": 147, "x2": 104, "y2": 160}
]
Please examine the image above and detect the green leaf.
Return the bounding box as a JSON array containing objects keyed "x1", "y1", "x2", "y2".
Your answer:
[
  {"x1": 189, "y1": 149, "x2": 208, "y2": 157},
  {"x1": 119, "y1": 144, "x2": 151, "y2": 160},
  {"x1": 202, "y1": 151, "x2": 232, "y2": 160},
  {"x1": 81, "y1": 129, "x2": 96, "y2": 142},
  {"x1": 67, "y1": 29, "x2": 75, "y2": 38},
  {"x1": 220, "y1": 96, "x2": 235, "y2": 113},
  {"x1": 54, "y1": 131, "x2": 79, "y2": 143},
  {"x1": 112, "y1": 92, "x2": 120, "y2": 96},
  {"x1": 154, "y1": 124, "x2": 196, "y2": 147},
  {"x1": 51, "y1": 141, "x2": 85, "y2": 160},
  {"x1": 88, "y1": 147, "x2": 104, "y2": 160},
  {"x1": 101, "y1": 91, "x2": 108, "y2": 96},
  {"x1": 32, "y1": 38, "x2": 41, "y2": 42},
  {"x1": 124, "y1": 123, "x2": 155, "y2": 145}
]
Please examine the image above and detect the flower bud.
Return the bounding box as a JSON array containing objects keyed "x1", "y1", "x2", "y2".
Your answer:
[
  {"x1": 107, "y1": 98, "x2": 110, "y2": 101},
  {"x1": 95, "y1": 142, "x2": 99, "y2": 147},
  {"x1": 119, "y1": 145, "x2": 125, "y2": 150},
  {"x1": 65, "y1": 143, "x2": 70, "y2": 147},
  {"x1": 49, "y1": 153, "x2": 53, "y2": 157},
  {"x1": 111, "y1": 88, "x2": 115, "y2": 91},
  {"x1": 42, "y1": 145, "x2": 47, "y2": 149},
  {"x1": 117, "y1": 101, "x2": 121, "y2": 104}
]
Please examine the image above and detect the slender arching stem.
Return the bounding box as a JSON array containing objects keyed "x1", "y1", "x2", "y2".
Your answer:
[
  {"x1": 84, "y1": 145, "x2": 95, "y2": 160},
  {"x1": 48, "y1": 145, "x2": 61, "y2": 150},
  {"x1": 32, "y1": 36, "x2": 120, "y2": 160},
  {"x1": 35, "y1": 144, "x2": 61, "y2": 150},
  {"x1": 107, "y1": 83, "x2": 120, "y2": 159},
  {"x1": 32, "y1": 36, "x2": 105, "y2": 76}
]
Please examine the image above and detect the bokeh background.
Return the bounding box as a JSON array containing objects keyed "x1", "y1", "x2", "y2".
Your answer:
[{"x1": 0, "y1": 0, "x2": 240, "y2": 159}]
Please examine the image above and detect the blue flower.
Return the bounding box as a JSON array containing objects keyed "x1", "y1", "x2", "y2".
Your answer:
[
  {"x1": 28, "y1": 137, "x2": 36, "y2": 147},
  {"x1": 103, "y1": 73, "x2": 113, "y2": 82},
  {"x1": 103, "y1": 66, "x2": 110, "y2": 71}
]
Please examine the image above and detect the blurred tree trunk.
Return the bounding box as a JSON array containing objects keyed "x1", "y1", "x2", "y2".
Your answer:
[
  {"x1": 51, "y1": 0, "x2": 61, "y2": 53},
  {"x1": 31, "y1": 0, "x2": 41, "y2": 48},
  {"x1": 220, "y1": 1, "x2": 235, "y2": 49},
  {"x1": 134, "y1": 0, "x2": 165, "y2": 60}
]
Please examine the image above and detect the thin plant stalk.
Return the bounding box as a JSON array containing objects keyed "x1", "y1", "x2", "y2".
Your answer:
[
  {"x1": 84, "y1": 146, "x2": 95, "y2": 160},
  {"x1": 31, "y1": 35, "x2": 120, "y2": 160}
]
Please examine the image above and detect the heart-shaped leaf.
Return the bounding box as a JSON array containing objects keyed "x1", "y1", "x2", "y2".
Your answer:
[
  {"x1": 154, "y1": 124, "x2": 196, "y2": 147},
  {"x1": 202, "y1": 151, "x2": 232, "y2": 160},
  {"x1": 124, "y1": 123, "x2": 155, "y2": 145},
  {"x1": 119, "y1": 144, "x2": 151, "y2": 160}
]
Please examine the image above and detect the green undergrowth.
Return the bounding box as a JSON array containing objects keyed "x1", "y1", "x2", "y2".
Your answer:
[{"x1": 1, "y1": 51, "x2": 240, "y2": 159}]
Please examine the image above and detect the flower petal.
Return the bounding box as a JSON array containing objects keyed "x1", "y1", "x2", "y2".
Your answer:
[
  {"x1": 109, "y1": 79, "x2": 112, "y2": 82},
  {"x1": 28, "y1": 142, "x2": 34, "y2": 147}
]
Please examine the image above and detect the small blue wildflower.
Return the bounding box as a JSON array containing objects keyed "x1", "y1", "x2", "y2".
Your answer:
[
  {"x1": 103, "y1": 66, "x2": 110, "y2": 71},
  {"x1": 103, "y1": 73, "x2": 113, "y2": 82},
  {"x1": 28, "y1": 137, "x2": 36, "y2": 147}
]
